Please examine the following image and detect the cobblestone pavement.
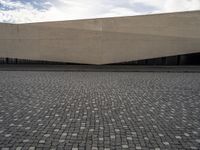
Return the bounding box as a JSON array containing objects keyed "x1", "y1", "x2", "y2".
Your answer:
[{"x1": 0, "y1": 71, "x2": 200, "y2": 150}]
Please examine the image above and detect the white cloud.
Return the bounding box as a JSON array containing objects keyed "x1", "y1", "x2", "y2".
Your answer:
[
  {"x1": 0, "y1": 0, "x2": 200, "y2": 23},
  {"x1": 131, "y1": 0, "x2": 200, "y2": 12},
  {"x1": 163, "y1": 0, "x2": 200, "y2": 12}
]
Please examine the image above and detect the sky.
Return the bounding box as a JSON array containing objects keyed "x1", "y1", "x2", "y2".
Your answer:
[{"x1": 0, "y1": 0, "x2": 200, "y2": 23}]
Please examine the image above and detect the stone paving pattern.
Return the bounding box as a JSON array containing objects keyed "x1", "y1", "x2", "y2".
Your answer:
[{"x1": 0, "y1": 71, "x2": 200, "y2": 150}]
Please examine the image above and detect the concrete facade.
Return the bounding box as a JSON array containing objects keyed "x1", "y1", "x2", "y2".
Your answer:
[{"x1": 0, "y1": 11, "x2": 200, "y2": 65}]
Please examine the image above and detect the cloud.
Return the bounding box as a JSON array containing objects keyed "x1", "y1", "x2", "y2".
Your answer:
[
  {"x1": 0, "y1": 0, "x2": 42, "y2": 23},
  {"x1": 0, "y1": 0, "x2": 200, "y2": 23},
  {"x1": 163, "y1": 0, "x2": 200, "y2": 12}
]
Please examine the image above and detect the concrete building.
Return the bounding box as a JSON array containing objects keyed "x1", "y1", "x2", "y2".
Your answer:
[{"x1": 0, "y1": 10, "x2": 200, "y2": 65}]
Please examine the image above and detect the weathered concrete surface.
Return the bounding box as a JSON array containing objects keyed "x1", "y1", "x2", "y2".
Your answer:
[{"x1": 0, "y1": 11, "x2": 200, "y2": 64}]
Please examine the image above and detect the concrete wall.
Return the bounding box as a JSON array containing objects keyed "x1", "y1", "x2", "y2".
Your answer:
[{"x1": 0, "y1": 11, "x2": 200, "y2": 65}]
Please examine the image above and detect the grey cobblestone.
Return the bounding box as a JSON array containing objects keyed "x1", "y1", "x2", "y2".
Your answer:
[{"x1": 0, "y1": 71, "x2": 200, "y2": 149}]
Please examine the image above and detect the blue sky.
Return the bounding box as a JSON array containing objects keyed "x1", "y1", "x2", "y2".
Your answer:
[{"x1": 0, "y1": 0, "x2": 200, "y2": 23}]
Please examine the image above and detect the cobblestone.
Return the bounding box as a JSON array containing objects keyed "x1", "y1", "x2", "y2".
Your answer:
[{"x1": 0, "y1": 71, "x2": 200, "y2": 149}]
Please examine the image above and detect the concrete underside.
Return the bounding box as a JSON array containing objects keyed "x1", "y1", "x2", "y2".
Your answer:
[{"x1": 0, "y1": 11, "x2": 200, "y2": 65}]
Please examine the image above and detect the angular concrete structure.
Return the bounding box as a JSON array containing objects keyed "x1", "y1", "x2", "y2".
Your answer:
[{"x1": 0, "y1": 11, "x2": 200, "y2": 65}]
